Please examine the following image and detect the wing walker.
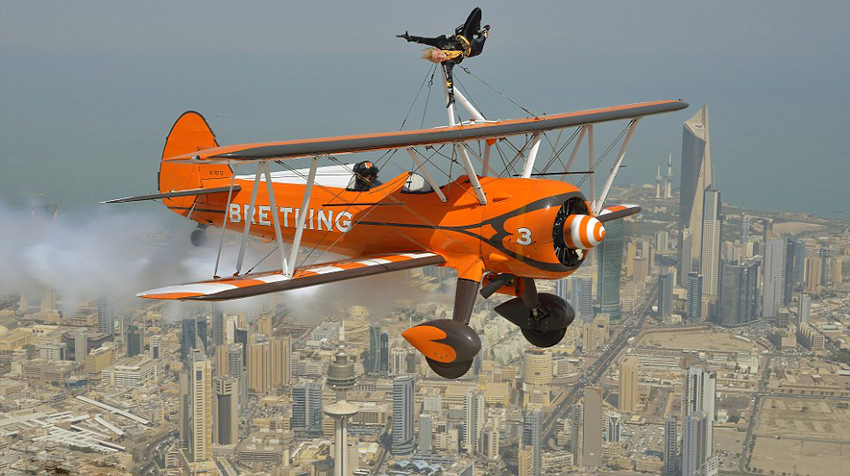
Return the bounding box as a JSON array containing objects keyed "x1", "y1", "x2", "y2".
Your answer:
[{"x1": 107, "y1": 9, "x2": 688, "y2": 378}]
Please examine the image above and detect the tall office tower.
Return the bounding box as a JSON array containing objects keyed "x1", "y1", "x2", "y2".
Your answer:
[
  {"x1": 226, "y1": 344, "x2": 247, "y2": 409},
  {"x1": 380, "y1": 332, "x2": 390, "y2": 377},
  {"x1": 798, "y1": 293, "x2": 811, "y2": 325},
  {"x1": 682, "y1": 411, "x2": 709, "y2": 476},
  {"x1": 687, "y1": 272, "x2": 704, "y2": 320},
  {"x1": 719, "y1": 260, "x2": 760, "y2": 326},
  {"x1": 607, "y1": 413, "x2": 621, "y2": 443},
  {"x1": 783, "y1": 239, "x2": 801, "y2": 305},
  {"x1": 821, "y1": 247, "x2": 836, "y2": 287},
  {"x1": 522, "y1": 408, "x2": 542, "y2": 476},
  {"x1": 277, "y1": 335, "x2": 293, "y2": 388},
  {"x1": 181, "y1": 316, "x2": 201, "y2": 361},
  {"x1": 555, "y1": 278, "x2": 568, "y2": 301},
  {"x1": 366, "y1": 324, "x2": 381, "y2": 376},
  {"x1": 763, "y1": 238, "x2": 787, "y2": 319},
  {"x1": 74, "y1": 331, "x2": 88, "y2": 363},
  {"x1": 762, "y1": 218, "x2": 773, "y2": 242},
  {"x1": 700, "y1": 188, "x2": 722, "y2": 296},
  {"x1": 178, "y1": 371, "x2": 191, "y2": 448},
  {"x1": 663, "y1": 416, "x2": 679, "y2": 476},
  {"x1": 126, "y1": 325, "x2": 143, "y2": 358},
  {"x1": 569, "y1": 276, "x2": 593, "y2": 320},
  {"x1": 291, "y1": 380, "x2": 323, "y2": 438},
  {"x1": 655, "y1": 165, "x2": 663, "y2": 198},
  {"x1": 518, "y1": 446, "x2": 535, "y2": 476},
  {"x1": 463, "y1": 390, "x2": 485, "y2": 454},
  {"x1": 658, "y1": 272, "x2": 674, "y2": 319},
  {"x1": 224, "y1": 314, "x2": 238, "y2": 344},
  {"x1": 682, "y1": 366, "x2": 716, "y2": 473},
  {"x1": 570, "y1": 403, "x2": 584, "y2": 466},
  {"x1": 524, "y1": 349, "x2": 553, "y2": 386},
  {"x1": 582, "y1": 387, "x2": 603, "y2": 468},
  {"x1": 665, "y1": 152, "x2": 674, "y2": 198},
  {"x1": 597, "y1": 218, "x2": 624, "y2": 320},
  {"x1": 150, "y1": 335, "x2": 161, "y2": 359},
  {"x1": 482, "y1": 427, "x2": 499, "y2": 461},
  {"x1": 190, "y1": 350, "x2": 212, "y2": 461},
  {"x1": 211, "y1": 304, "x2": 224, "y2": 347},
  {"x1": 392, "y1": 375, "x2": 415, "y2": 456},
  {"x1": 656, "y1": 230, "x2": 669, "y2": 253},
  {"x1": 740, "y1": 214, "x2": 749, "y2": 244},
  {"x1": 248, "y1": 336, "x2": 292, "y2": 394},
  {"x1": 212, "y1": 376, "x2": 238, "y2": 445},
  {"x1": 792, "y1": 240, "x2": 806, "y2": 284},
  {"x1": 418, "y1": 414, "x2": 433, "y2": 453},
  {"x1": 97, "y1": 296, "x2": 114, "y2": 336},
  {"x1": 619, "y1": 356, "x2": 639, "y2": 413},
  {"x1": 804, "y1": 256, "x2": 822, "y2": 293},
  {"x1": 41, "y1": 286, "x2": 57, "y2": 311},
  {"x1": 678, "y1": 229, "x2": 694, "y2": 286},
  {"x1": 679, "y1": 105, "x2": 713, "y2": 271}
]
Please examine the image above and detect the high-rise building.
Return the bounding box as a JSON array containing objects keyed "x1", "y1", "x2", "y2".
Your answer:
[
  {"x1": 522, "y1": 408, "x2": 542, "y2": 476},
  {"x1": 380, "y1": 332, "x2": 390, "y2": 378},
  {"x1": 763, "y1": 238, "x2": 787, "y2": 319},
  {"x1": 555, "y1": 278, "x2": 568, "y2": 301},
  {"x1": 784, "y1": 239, "x2": 803, "y2": 305},
  {"x1": 682, "y1": 411, "x2": 709, "y2": 476},
  {"x1": 804, "y1": 256, "x2": 822, "y2": 293},
  {"x1": 97, "y1": 296, "x2": 114, "y2": 336},
  {"x1": 366, "y1": 324, "x2": 381, "y2": 376},
  {"x1": 463, "y1": 390, "x2": 485, "y2": 454},
  {"x1": 126, "y1": 325, "x2": 143, "y2": 358},
  {"x1": 248, "y1": 335, "x2": 291, "y2": 394},
  {"x1": 292, "y1": 380, "x2": 323, "y2": 438},
  {"x1": 619, "y1": 356, "x2": 639, "y2": 413},
  {"x1": 482, "y1": 427, "x2": 499, "y2": 461},
  {"x1": 597, "y1": 218, "x2": 624, "y2": 321},
  {"x1": 178, "y1": 371, "x2": 191, "y2": 449},
  {"x1": 658, "y1": 272, "x2": 674, "y2": 319},
  {"x1": 679, "y1": 105, "x2": 713, "y2": 271},
  {"x1": 222, "y1": 343, "x2": 247, "y2": 410},
  {"x1": 678, "y1": 229, "x2": 694, "y2": 286},
  {"x1": 212, "y1": 376, "x2": 238, "y2": 445},
  {"x1": 740, "y1": 213, "x2": 749, "y2": 244},
  {"x1": 663, "y1": 416, "x2": 678, "y2": 476},
  {"x1": 682, "y1": 366, "x2": 716, "y2": 474},
  {"x1": 719, "y1": 259, "x2": 760, "y2": 326},
  {"x1": 418, "y1": 414, "x2": 433, "y2": 453},
  {"x1": 798, "y1": 293, "x2": 811, "y2": 325},
  {"x1": 656, "y1": 230, "x2": 670, "y2": 253},
  {"x1": 665, "y1": 152, "x2": 674, "y2": 198},
  {"x1": 687, "y1": 272, "x2": 703, "y2": 320},
  {"x1": 182, "y1": 316, "x2": 206, "y2": 361},
  {"x1": 190, "y1": 350, "x2": 212, "y2": 461},
  {"x1": 570, "y1": 402, "x2": 583, "y2": 466},
  {"x1": 700, "y1": 188, "x2": 721, "y2": 296},
  {"x1": 582, "y1": 387, "x2": 603, "y2": 468},
  {"x1": 392, "y1": 375, "x2": 415, "y2": 456},
  {"x1": 569, "y1": 276, "x2": 593, "y2": 320},
  {"x1": 655, "y1": 165, "x2": 663, "y2": 198},
  {"x1": 150, "y1": 335, "x2": 161, "y2": 359},
  {"x1": 211, "y1": 304, "x2": 224, "y2": 348},
  {"x1": 607, "y1": 413, "x2": 621, "y2": 443},
  {"x1": 820, "y1": 247, "x2": 836, "y2": 287}
]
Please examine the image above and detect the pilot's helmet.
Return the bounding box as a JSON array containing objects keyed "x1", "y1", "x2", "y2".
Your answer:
[{"x1": 354, "y1": 161, "x2": 379, "y2": 181}]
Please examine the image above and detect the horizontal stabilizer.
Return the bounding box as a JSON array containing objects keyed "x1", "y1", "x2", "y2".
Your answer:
[
  {"x1": 597, "y1": 204, "x2": 641, "y2": 222},
  {"x1": 138, "y1": 251, "x2": 444, "y2": 301},
  {"x1": 102, "y1": 186, "x2": 241, "y2": 204}
]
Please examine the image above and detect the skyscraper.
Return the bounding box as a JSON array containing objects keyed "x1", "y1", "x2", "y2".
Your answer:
[
  {"x1": 740, "y1": 213, "x2": 749, "y2": 244},
  {"x1": 212, "y1": 376, "x2": 238, "y2": 445},
  {"x1": 763, "y1": 238, "x2": 787, "y2": 319},
  {"x1": 178, "y1": 371, "x2": 191, "y2": 449},
  {"x1": 607, "y1": 413, "x2": 621, "y2": 443},
  {"x1": 678, "y1": 229, "x2": 694, "y2": 287},
  {"x1": 570, "y1": 402, "x2": 583, "y2": 466},
  {"x1": 682, "y1": 366, "x2": 716, "y2": 474},
  {"x1": 392, "y1": 375, "x2": 415, "y2": 455},
  {"x1": 126, "y1": 325, "x2": 143, "y2": 358},
  {"x1": 687, "y1": 272, "x2": 703, "y2": 320},
  {"x1": 798, "y1": 293, "x2": 811, "y2": 325},
  {"x1": 211, "y1": 304, "x2": 224, "y2": 348},
  {"x1": 597, "y1": 218, "x2": 624, "y2": 320},
  {"x1": 463, "y1": 390, "x2": 485, "y2": 454},
  {"x1": 784, "y1": 238, "x2": 803, "y2": 305},
  {"x1": 663, "y1": 416, "x2": 678, "y2": 476},
  {"x1": 418, "y1": 414, "x2": 433, "y2": 453},
  {"x1": 291, "y1": 380, "x2": 323, "y2": 438},
  {"x1": 679, "y1": 105, "x2": 713, "y2": 270},
  {"x1": 190, "y1": 350, "x2": 212, "y2": 461},
  {"x1": 582, "y1": 387, "x2": 603, "y2": 468},
  {"x1": 225, "y1": 343, "x2": 247, "y2": 410},
  {"x1": 181, "y1": 316, "x2": 207, "y2": 361},
  {"x1": 97, "y1": 296, "x2": 114, "y2": 336},
  {"x1": 719, "y1": 259, "x2": 760, "y2": 326},
  {"x1": 700, "y1": 188, "x2": 721, "y2": 296},
  {"x1": 658, "y1": 272, "x2": 674, "y2": 319},
  {"x1": 569, "y1": 276, "x2": 593, "y2": 320},
  {"x1": 248, "y1": 335, "x2": 292, "y2": 394},
  {"x1": 682, "y1": 411, "x2": 709, "y2": 476},
  {"x1": 380, "y1": 332, "x2": 390, "y2": 378},
  {"x1": 150, "y1": 335, "x2": 161, "y2": 359},
  {"x1": 522, "y1": 408, "x2": 542, "y2": 476},
  {"x1": 665, "y1": 152, "x2": 674, "y2": 198},
  {"x1": 366, "y1": 324, "x2": 381, "y2": 376},
  {"x1": 619, "y1": 356, "x2": 639, "y2": 413}
]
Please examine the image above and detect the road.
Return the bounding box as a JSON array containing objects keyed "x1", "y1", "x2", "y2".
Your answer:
[
  {"x1": 543, "y1": 281, "x2": 657, "y2": 445},
  {"x1": 139, "y1": 430, "x2": 177, "y2": 476},
  {"x1": 739, "y1": 354, "x2": 773, "y2": 474}
]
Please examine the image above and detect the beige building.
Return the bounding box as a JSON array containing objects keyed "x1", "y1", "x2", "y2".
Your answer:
[
  {"x1": 248, "y1": 335, "x2": 292, "y2": 393},
  {"x1": 619, "y1": 356, "x2": 639, "y2": 413},
  {"x1": 191, "y1": 352, "x2": 212, "y2": 461}
]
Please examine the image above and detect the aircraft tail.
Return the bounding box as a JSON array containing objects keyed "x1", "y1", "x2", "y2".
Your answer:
[{"x1": 158, "y1": 111, "x2": 233, "y2": 211}]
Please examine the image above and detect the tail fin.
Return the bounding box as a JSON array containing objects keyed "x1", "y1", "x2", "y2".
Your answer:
[{"x1": 159, "y1": 111, "x2": 233, "y2": 210}]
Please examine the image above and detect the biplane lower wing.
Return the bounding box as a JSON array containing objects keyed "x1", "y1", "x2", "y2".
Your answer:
[
  {"x1": 102, "y1": 186, "x2": 242, "y2": 204},
  {"x1": 137, "y1": 251, "x2": 444, "y2": 301},
  {"x1": 597, "y1": 204, "x2": 641, "y2": 222}
]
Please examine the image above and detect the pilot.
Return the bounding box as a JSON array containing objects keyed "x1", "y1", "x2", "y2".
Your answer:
[
  {"x1": 352, "y1": 161, "x2": 381, "y2": 191},
  {"x1": 398, "y1": 7, "x2": 489, "y2": 106}
]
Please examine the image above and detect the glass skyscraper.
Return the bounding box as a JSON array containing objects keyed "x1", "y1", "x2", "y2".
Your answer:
[
  {"x1": 392, "y1": 375, "x2": 415, "y2": 455},
  {"x1": 597, "y1": 218, "x2": 624, "y2": 320}
]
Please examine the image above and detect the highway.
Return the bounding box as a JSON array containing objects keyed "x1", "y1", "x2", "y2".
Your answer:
[
  {"x1": 739, "y1": 354, "x2": 772, "y2": 474},
  {"x1": 543, "y1": 281, "x2": 657, "y2": 445}
]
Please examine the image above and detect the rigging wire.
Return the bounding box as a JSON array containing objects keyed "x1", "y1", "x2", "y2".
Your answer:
[{"x1": 459, "y1": 65, "x2": 537, "y2": 118}]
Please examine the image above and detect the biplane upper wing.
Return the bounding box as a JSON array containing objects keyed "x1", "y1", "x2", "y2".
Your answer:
[
  {"x1": 137, "y1": 251, "x2": 444, "y2": 301},
  {"x1": 164, "y1": 100, "x2": 688, "y2": 163}
]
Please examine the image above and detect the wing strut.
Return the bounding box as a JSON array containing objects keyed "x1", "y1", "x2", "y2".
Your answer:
[
  {"x1": 520, "y1": 133, "x2": 543, "y2": 178},
  {"x1": 561, "y1": 125, "x2": 587, "y2": 180},
  {"x1": 235, "y1": 164, "x2": 263, "y2": 275},
  {"x1": 286, "y1": 157, "x2": 319, "y2": 278},
  {"x1": 592, "y1": 118, "x2": 640, "y2": 215},
  {"x1": 441, "y1": 66, "x2": 486, "y2": 205},
  {"x1": 406, "y1": 148, "x2": 448, "y2": 203},
  {"x1": 262, "y1": 160, "x2": 289, "y2": 276}
]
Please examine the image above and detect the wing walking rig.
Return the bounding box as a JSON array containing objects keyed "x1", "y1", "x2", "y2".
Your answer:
[{"x1": 108, "y1": 59, "x2": 686, "y2": 379}]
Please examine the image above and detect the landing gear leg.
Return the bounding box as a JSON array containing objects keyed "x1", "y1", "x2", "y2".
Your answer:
[
  {"x1": 190, "y1": 225, "x2": 208, "y2": 247},
  {"x1": 494, "y1": 278, "x2": 574, "y2": 348},
  {"x1": 403, "y1": 278, "x2": 482, "y2": 379}
]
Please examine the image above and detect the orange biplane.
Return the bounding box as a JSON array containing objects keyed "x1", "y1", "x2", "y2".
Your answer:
[{"x1": 107, "y1": 62, "x2": 687, "y2": 378}]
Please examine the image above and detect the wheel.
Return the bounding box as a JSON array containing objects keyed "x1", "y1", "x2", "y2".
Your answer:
[
  {"x1": 190, "y1": 229, "x2": 207, "y2": 247},
  {"x1": 522, "y1": 327, "x2": 567, "y2": 348},
  {"x1": 426, "y1": 358, "x2": 473, "y2": 379}
]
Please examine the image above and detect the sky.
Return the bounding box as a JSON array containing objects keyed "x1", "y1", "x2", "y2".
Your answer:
[{"x1": 1, "y1": 0, "x2": 849, "y2": 221}]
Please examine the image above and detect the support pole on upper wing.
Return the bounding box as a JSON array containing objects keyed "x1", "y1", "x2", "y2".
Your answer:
[
  {"x1": 520, "y1": 133, "x2": 542, "y2": 178},
  {"x1": 593, "y1": 119, "x2": 640, "y2": 215},
  {"x1": 453, "y1": 87, "x2": 486, "y2": 123},
  {"x1": 261, "y1": 161, "x2": 290, "y2": 276},
  {"x1": 561, "y1": 125, "x2": 587, "y2": 181},
  {"x1": 286, "y1": 157, "x2": 319, "y2": 278},
  {"x1": 235, "y1": 163, "x2": 263, "y2": 275}
]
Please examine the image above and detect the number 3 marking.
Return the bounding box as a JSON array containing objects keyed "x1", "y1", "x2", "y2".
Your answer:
[{"x1": 517, "y1": 227, "x2": 532, "y2": 245}]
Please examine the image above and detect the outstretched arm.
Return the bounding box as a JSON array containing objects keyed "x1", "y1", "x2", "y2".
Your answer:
[{"x1": 397, "y1": 31, "x2": 447, "y2": 48}]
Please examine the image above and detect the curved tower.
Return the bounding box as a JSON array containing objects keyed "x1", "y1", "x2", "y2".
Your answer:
[{"x1": 679, "y1": 106, "x2": 712, "y2": 271}]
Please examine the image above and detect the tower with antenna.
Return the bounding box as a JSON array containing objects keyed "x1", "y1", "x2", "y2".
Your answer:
[
  {"x1": 665, "y1": 153, "x2": 674, "y2": 198},
  {"x1": 655, "y1": 165, "x2": 663, "y2": 198}
]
